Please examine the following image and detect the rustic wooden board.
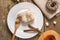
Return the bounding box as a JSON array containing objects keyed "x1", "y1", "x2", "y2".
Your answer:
[{"x1": 0, "y1": 0, "x2": 60, "y2": 40}]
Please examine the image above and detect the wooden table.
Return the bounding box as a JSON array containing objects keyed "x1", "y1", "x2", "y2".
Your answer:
[{"x1": 0, "y1": 0, "x2": 60, "y2": 40}]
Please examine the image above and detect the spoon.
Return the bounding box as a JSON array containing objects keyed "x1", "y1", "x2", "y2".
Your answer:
[{"x1": 12, "y1": 15, "x2": 22, "y2": 40}]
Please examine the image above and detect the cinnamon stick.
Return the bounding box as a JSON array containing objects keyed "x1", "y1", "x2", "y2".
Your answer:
[{"x1": 28, "y1": 24, "x2": 42, "y2": 33}]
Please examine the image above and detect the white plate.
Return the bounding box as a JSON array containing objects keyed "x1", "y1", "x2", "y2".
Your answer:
[{"x1": 7, "y1": 2, "x2": 43, "y2": 39}]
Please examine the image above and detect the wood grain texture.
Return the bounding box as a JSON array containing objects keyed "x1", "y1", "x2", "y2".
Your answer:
[{"x1": 0, "y1": 0, "x2": 60, "y2": 40}]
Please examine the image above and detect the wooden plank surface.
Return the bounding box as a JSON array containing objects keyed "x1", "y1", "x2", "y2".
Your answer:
[{"x1": 0, "y1": 0, "x2": 60, "y2": 40}]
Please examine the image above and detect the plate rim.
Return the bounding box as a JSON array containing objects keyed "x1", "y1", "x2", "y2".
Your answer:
[{"x1": 7, "y1": 2, "x2": 44, "y2": 39}]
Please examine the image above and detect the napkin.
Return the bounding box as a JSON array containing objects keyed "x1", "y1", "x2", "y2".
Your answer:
[{"x1": 33, "y1": 0, "x2": 60, "y2": 19}]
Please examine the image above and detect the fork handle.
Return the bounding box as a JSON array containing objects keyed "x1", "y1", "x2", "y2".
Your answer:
[{"x1": 12, "y1": 29, "x2": 17, "y2": 40}]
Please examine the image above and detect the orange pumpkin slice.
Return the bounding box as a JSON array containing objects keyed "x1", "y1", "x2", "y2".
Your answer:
[{"x1": 38, "y1": 30, "x2": 60, "y2": 40}]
